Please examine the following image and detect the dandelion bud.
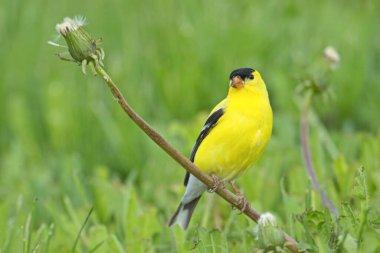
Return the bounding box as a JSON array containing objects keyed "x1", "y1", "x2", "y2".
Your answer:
[
  {"x1": 55, "y1": 17, "x2": 104, "y2": 67},
  {"x1": 323, "y1": 46, "x2": 340, "y2": 69},
  {"x1": 257, "y1": 212, "x2": 285, "y2": 248}
]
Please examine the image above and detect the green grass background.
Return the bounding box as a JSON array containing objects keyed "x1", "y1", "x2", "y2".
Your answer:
[{"x1": 0, "y1": 0, "x2": 379, "y2": 252}]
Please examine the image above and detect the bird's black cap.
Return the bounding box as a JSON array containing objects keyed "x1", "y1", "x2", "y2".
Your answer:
[{"x1": 229, "y1": 68, "x2": 254, "y2": 80}]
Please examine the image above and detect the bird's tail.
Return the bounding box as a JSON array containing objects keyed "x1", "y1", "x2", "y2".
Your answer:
[{"x1": 168, "y1": 196, "x2": 201, "y2": 230}]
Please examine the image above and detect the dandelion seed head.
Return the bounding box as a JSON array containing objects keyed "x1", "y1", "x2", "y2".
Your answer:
[
  {"x1": 73, "y1": 16, "x2": 86, "y2": 26},
  {"x1": 56, "y1": 16, "x2": 86, "y2": 36},
  {"x1": 258, "y1": 212, "x2": 277, "y2": 227},
  {"x1": 323, "y1": 46, "x2": 340, "y2": 69}
]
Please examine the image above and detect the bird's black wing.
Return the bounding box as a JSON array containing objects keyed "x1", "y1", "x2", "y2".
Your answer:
[{"x1": 184, "y1": 107, "x2": 225, "y2": 186}]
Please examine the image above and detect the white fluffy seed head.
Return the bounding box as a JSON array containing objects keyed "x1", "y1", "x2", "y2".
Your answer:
[
  {"x1": 257, "y1": 212, "x2": 284, "y2": 247},
  {"x1": 55, "y1": 16, "x2": 86, "y2": 36},
  {"x1": 258, "y1": 212, "x2": 277, "y2": 227},
  {"x1": 323, "y1": 46, "x2": 340, "y2": 68}
]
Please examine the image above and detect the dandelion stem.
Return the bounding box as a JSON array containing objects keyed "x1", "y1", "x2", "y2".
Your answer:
[{"x1": 300, "y1": 92, "x2": 339, "y2": 217}]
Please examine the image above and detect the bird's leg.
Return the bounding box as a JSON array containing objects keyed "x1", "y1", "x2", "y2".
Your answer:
[
  {"x1": 229, "y1": 180, "x2": 242, "y2": 195},
  {"x1": 207, "y1": 174, "x2": 225, "y2": 193},
  {"x1": 229, "y1": 181, "x2": 249, "y2": 214}
]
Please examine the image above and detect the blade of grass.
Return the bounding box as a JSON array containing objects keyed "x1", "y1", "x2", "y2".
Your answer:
[{"x1": 71, "y1": 207, "x2": 94, "y2": 253}]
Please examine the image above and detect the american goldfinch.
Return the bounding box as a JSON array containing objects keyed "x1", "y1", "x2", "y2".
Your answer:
[{"x1": 168, "y1": 68, "x2": 273, "y2": 229}]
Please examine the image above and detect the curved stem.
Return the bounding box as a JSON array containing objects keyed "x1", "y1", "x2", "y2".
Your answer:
[
  {"x1": 93, "y1": 64, "x2": 301, "y2": 253},
  {"x1": 300, "y1": 92, "x2": 339, "y2": 217}
]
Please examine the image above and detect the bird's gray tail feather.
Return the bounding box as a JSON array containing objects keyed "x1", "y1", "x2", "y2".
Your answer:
[{"x1": 168, "y1": 196, "x2": 201, "y2": 230}]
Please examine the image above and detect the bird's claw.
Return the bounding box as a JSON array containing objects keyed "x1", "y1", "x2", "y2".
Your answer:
[
  {"x1": 207, "y1": 174, "x2": 225, "y2": 193},
  {"x1": 237, "y1": 194, "x2": 249, "y2": 214},
  {"x1": 229, "y1": 181, "x2": 249, "y2": 214},
  {"x1": 231, "y1": 194, "x2": 249, "y2": 214}
]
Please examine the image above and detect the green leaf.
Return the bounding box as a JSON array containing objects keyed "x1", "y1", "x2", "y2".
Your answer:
[
  {"x1": 87, "y1": 225, "x2": 108, "y2": 252},
  {"x1": 298, "y1": 241, "x2": 317, "y2": 252},
  {"x1": 209, "y1": 229, "x2": 228, "y2": 253},
  {"x1": 342, "y1": 234, "x2": 358, "y2": 253},
  {"x1": 107, "y1": 235, "x2": 126, "y2": 253},
  {"x1": 352, "y1": 167, "x2": 368, "y2": 202},
  {"x1": 368, "y1": 209, "x2": 380, "y2": 234}
]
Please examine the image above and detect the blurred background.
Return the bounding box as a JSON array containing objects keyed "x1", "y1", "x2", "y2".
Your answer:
[{"x1": 0, "y1": 0, "x2": 379, "y2": 252}]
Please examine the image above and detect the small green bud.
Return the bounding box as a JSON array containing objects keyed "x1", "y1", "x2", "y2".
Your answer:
[
  {"x1": 257, "y1": 212, "x2": 285, "y2": 249},
  {"x1": 55, "y1": 17, "x2": 104, "y2": 71}
]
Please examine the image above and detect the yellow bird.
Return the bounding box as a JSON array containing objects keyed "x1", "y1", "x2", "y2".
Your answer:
[{"x1": 168, "y1": 68, "x2": 273, "y2": 229}]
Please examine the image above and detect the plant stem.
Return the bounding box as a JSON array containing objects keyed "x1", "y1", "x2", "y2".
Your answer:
[
  {"x1": 300, "y1": 92, "x2": 339, "y2": 217},
  {"x1": 93, "y1": 65, "x2": 302, "y2": 253}
]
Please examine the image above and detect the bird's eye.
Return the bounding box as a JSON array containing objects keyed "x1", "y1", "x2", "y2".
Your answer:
[{"x1": 249, "y1": 74, "x2": 254, "y2": 80}]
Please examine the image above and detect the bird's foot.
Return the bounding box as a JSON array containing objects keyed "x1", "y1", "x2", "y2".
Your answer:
[
  {"x1": 236, "y1": 194, "x2": 249, "y2": 214},
  {"x1": 207, "y1": 174, "x2": 225, "y2": 193},
  {"x1": 229, "y1": 181, "x2": 249, "y2": 214},
  {"x1": 229, "y1": 180, "x2": 242, "y2": 195},
  {"x1": 231, "y1": 194, "x2": 250, "y2": 214}
]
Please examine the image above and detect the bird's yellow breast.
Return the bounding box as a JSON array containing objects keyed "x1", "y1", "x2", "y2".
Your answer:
[{"x1": 193, "y1": 83, "x2": 273, "y2": 180}]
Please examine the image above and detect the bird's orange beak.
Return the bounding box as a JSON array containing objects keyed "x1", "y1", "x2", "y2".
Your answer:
[{"x1": 230, "y1": 76, "x2": 244, "y2": 88}]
